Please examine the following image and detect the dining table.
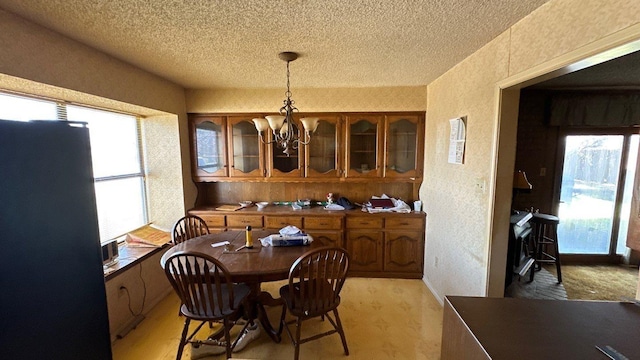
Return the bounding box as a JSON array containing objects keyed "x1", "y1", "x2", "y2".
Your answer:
[{"x1": 160, "y1": 229, "x2": 321, "y2": 343}]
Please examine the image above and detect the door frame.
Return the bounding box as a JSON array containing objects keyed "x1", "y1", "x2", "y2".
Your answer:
[{"x1": 486, "y1": 30, "x2": 640, "y2": 297}]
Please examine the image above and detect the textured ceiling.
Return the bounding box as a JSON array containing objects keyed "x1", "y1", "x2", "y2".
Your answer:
[{"x1": 0, "y1": 0, "x2": 551, "y2": 89}]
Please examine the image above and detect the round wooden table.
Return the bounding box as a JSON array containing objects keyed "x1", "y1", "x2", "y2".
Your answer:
[{"x1": 160, "y1": 229, "x2": 320, "y2": 342}]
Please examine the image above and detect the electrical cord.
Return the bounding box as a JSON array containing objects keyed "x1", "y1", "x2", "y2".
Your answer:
[{"x1": 119, "y1": 262, "x2": 147, "y2": 317}]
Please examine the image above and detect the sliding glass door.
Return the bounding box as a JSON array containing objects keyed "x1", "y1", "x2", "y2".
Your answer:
[{"x1": 557, "y1": 133, "x2": 638, "y2": 255}]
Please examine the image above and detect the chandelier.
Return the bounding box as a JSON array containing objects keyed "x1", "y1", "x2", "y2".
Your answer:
[{"x1": 252, "y1": 51, "x2": 318, "y2": 156}]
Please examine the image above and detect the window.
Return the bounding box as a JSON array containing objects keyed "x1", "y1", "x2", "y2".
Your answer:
[
  {"x1": 67, "y1": 106, "x2": 147, "y2": 241},
  {"x1": 0, "y1": 93, "x2": 57, "y2": 121},
  {"x1": 0, "y1": 92, "x2": 148, "y2": 241}
]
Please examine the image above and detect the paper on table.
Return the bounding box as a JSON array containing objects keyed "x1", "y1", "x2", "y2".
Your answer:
[{"x1": 211, "y1": 241, "x2": 230, "y2": 248}]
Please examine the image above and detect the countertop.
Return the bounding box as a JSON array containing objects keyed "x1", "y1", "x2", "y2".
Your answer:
[{"x1": 190, "y1": 204, "x2": 426, "y2": 217}]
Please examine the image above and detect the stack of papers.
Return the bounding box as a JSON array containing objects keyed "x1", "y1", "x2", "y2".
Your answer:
[{"x1": 125, "y1": 224, "x2": 171, "y2": 248}]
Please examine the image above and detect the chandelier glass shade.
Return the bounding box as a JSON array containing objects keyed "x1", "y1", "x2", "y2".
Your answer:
[{"x1": 252, "y1": 52, "x2": 318, "y2": 156}]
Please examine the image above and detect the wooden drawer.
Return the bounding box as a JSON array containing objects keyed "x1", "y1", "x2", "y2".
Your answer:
[
  {"x1": 196, "y1": 214, "x2": 226, "y2": 228},
  {"x1": 264, "y1": 215, "x2": 302, "y2": 229},
  {"x1": 308, "y1": 230, "x2": 343, "y2": 248},
  {"x1": 304, "y1": 216, "x2": 342, "y2": 230},
  {"x1": 226, "y1": 215, "x2": 263, "y2": 229},
  {"x1": 385, "y1": 217, "x2": 424, "y2": 230},
  {"x1": 346, "y1": 216, "x2": 383, "y2": 229}
]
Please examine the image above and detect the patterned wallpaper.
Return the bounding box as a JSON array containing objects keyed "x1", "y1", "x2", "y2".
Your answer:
[
  {"x1": 186, "y1": 86, "x2": 427, "y2": 113},
  {"x1": 423, "y1": 31, "x2": 511, "y2": 300},
  {"x1": 509, "y1": 0, "x2": 640, "y2": 76},
  {"x1": 141, "y1": 114, "x2": 185, "y2": 230}
]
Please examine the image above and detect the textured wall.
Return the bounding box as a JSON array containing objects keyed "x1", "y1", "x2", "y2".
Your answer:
[
  {"x1": 423, "y1": 0, "x2": 640, "y2": 302},
  {"x1": 509, "y1": 0, "x2": 640, "y2": 75},
  {"x1": 186, "y1": 86, "x2": 427, "y2": 113},
  {"x1": 142, "y1": 115, "x2": 185, "y2": 230},
  {"x1": 423, "y1": 32, "x2": 511, "y2": 299}
]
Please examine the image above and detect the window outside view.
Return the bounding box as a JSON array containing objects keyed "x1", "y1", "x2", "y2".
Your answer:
[{"x1": 558, "y1": 135, "x2": 637, "y2": 255}]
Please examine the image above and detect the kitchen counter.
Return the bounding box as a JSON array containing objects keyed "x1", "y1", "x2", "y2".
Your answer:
[{"x1": 191, "y1": 203, "x2": 424, "y2": 217}]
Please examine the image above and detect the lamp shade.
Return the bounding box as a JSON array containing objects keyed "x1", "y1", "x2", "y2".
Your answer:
[
  {"x1": 300, "y1": 117, "x2": 320, "y2": 133},
  {"x1": 513, "y1": 170, "x2": 533, "y2": 190},
  {"x1": 252, "y1": 118, "x2": 269, "y2": 132},
  {"x1": 265, "y1": 115, "x2": 286, "y2": 131},
  {"x1": 279, "y1": 121, "x2": 289, "y2": 136}
]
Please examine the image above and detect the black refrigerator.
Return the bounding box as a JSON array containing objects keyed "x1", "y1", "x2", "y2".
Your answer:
[{"x1": 0, "y1": 120, "x2": 112, "y2": 359}]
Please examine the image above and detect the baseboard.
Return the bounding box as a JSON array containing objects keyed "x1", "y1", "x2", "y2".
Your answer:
[
  {"x1": 423, "y1": 275, "x2": 444, "y2": 307},
  {"x1": 117, "y1": 314, "x2": 145, "y2": 339}
]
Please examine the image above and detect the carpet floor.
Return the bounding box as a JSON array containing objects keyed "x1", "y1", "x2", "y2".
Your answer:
[
  {"x1": 507, "y1": 264, "x2": 639, "y2": 301},
  {"x1": 548, "y1": 264, "x2": 639, "y2": 301}
]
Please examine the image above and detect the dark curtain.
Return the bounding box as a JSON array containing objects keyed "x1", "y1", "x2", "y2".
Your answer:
[{"x1": 550, "y1": 93, "x2": 640, "y2": 127}]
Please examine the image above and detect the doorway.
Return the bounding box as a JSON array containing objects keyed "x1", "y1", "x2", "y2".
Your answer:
[
  {"x1": 557, "y1": 132, "x2": 638, "y2": 258},
  {"x1": 488, "y1": 38, "x2": 640, "y2": 297}
]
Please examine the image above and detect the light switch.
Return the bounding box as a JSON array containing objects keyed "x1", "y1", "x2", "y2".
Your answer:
[{"x1": 540, "y1": 167, "x2": 546, "y2": 176}]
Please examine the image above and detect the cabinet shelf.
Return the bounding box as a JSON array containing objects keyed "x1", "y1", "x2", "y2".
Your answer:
[{"x1": 191, "y1": 112, "x2": 423, "y2": 182}]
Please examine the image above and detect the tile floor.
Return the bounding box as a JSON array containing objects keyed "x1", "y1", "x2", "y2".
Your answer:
[{"x1": 111, "y1": 278, "x2": 443, "y2": 360}]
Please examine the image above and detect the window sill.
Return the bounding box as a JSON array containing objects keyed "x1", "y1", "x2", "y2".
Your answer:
[{"x1": 103, "y1": 242, "x2": 171, "y2": 282}]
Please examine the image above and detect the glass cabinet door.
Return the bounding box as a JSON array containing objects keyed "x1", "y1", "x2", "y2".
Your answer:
[
  {"x1": 346, "y1": 115, "x2": 383, "y2": 178},
  {"x1": 305, "y1": 115, "x2": 341, "y2": 178},
  {"x1": 385, "y1": 115, "x2": 424, "y2": 179},
  {"x1": 228, "y1": 116, "x2": 264, "y2": 177},
  {"x1": 191, "y1": 115, "x2": 228, "y2": 178},
  {"x1": 268, "y1": 118, "x2": 304, "y2": 178}
]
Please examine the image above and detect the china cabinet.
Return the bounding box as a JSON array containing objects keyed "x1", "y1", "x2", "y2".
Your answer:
[
  {"x1": 188, "y1": 112, "x2": 424, "y2": 182},
  {"x1": 304, "y1": 114, "x2": 342, "y2": 178},
  {"x1": 228, "y1": 116, "x2": 265, "y2": 178},
  {"x1": 345, "y1": 115, "x2": 384, "y2": 178},
  {"x1": 384, "y1": 115, "x2": 424, "y2": 179},
  {"x1": 190, "y1": 115, "x2": 228, "y2": 179},
  {"x1": 267, "y1": 116, "x2": 304, "y2": 178}
]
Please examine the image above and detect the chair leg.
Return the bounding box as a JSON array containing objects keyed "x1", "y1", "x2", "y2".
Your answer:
[
  {"x1": 333, "y1": 309, "x2": 349, "y2": 355},
  {"x1": 553, "y1": 235, "x2": 562, "y2": 283},
  {"x1": 294, "y1": 317, "x2": 303, "y2": 360},
  {"x1": 279, "y1": 303, "x2": 288, "y2": 339},
  {"x1": 223, "y1": 318, "x2": 233, "y2": 359},
  {"x1": 176, "y1": 317, "x2": 191, "y2": 360}
]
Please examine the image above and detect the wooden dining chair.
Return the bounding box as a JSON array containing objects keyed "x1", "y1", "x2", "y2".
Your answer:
[
  {"x1": 171, "y1": 215, "x2": 209, "y2": 245},
  {"x1": 162, "y1": 251, "x2": 252, "y2": 360},
  {"x1": 279, "y1": 246, "x2": 350, "y2": 360}
]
